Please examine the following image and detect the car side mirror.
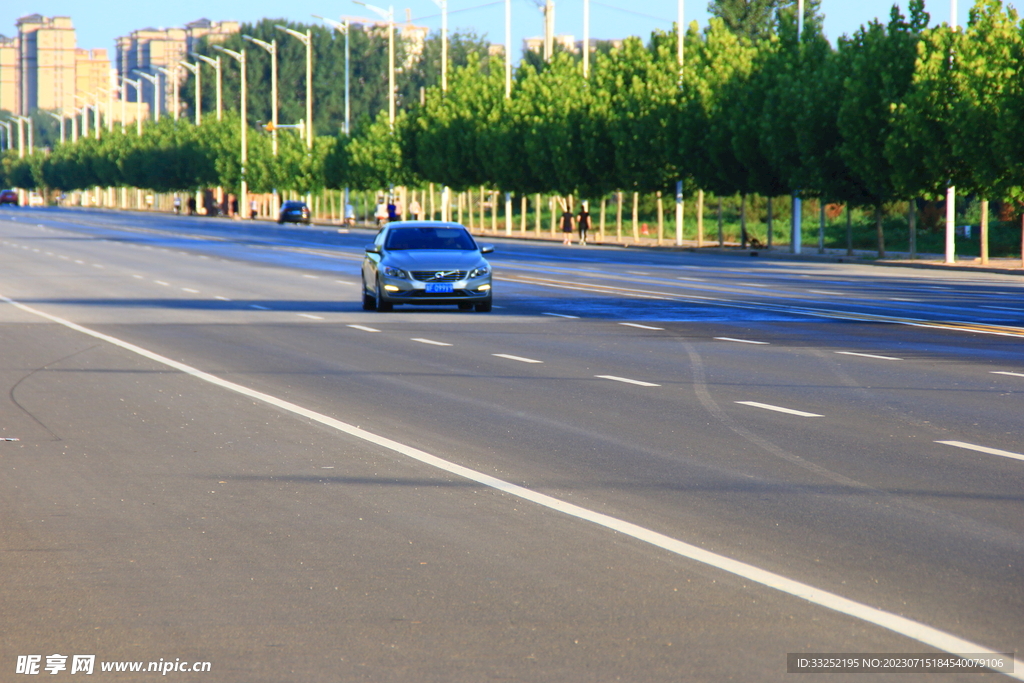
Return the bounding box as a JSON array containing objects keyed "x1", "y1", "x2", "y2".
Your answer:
[
  {"x1": 480, "y1": 245, "x2": 494, "y2": 254},
  {"x1": 365, "y1": 244, "x2": 381, "y2": 254}
]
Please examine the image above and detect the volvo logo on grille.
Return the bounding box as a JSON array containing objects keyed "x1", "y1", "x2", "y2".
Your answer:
[{"x1": 434, "y1": 271, "x2": 455, "y2": 280}]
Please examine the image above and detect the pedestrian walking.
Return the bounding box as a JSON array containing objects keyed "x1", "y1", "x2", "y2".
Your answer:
[
  {"x1": 375, "y1": 197, "x2": 388, "y2": 228},
  {"x1": 577, "y1": 205, "x2": 591, "y2": 245},
  {"x1": 561, "y1": 203, "x2": 575, "y2": 246}
]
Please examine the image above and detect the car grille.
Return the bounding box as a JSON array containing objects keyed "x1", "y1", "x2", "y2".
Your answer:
[{"x1": 411, "y1": 270, "x2": 467, "y2": 282}]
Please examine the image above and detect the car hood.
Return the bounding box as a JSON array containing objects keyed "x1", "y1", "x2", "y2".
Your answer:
[{"x1": 383, "y1": 250, "x2": 487, "y2": 271}]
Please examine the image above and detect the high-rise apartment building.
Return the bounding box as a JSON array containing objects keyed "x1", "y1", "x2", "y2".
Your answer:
[
  {"x1": 17, "y1": 14, "x2": 77, "y2": 114},
  {"x1": 0, "y1": 34, "x2": 19, "y2": 113},
  {"x1": 116, "y1": 19, "x2": 239, "y2": 117}
]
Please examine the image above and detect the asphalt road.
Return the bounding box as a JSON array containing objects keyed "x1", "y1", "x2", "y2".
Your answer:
[{"x1": 1, "y1": 207, "x2": 1022, "y2": 682}]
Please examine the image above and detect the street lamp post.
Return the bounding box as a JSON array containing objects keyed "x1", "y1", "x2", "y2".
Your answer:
[
  {"x1": 155, "y1": 65, "x2": 179, "y2": 121},
  {"x1": 317, "y1": 15, "x2": 352, "y2": 221},
  {"x1": 945, "y1": 0, "x2": 957, "y2": 264},
  {"x1": 123, "y1": 78, "x2": 144, "y2": 136},
  {"x1": 94, "y1": 88, "x2": 109, "y2": 139},
  {"x1": 354, "y1": 2, "x2": 394, "y2": 128},
  {"x1": 675, "y1": 0, "x2": 685, "y2": 247},
  {"x1": 192, "y1": 53, "x2": 223, "y2": 121},
  {"x1": 213, "y1": 45, "x2": 248, "y2": 219},
  {"x1": 275, "y1": 25, "x2": 314, "y2": 148},
  {"x1": 179, "y1": 61, "x2": 202, "y2": 125},
  {"x1": 243, "y1": 35, "x2": 277, "y2": 155},
  {"x1": 46, "y1": 111, "x2": 66, "y2": 144},
  {"x1": 135, "y1": 71, "x2": 161, "y2": 123}
]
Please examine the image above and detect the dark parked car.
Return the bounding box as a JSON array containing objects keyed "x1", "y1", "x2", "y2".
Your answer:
[
  {"x1": 0, "y1": 189, "x2": 18, "y2": 206},
  {"x1": 278, "y1": 200, "x2": 310, "y2": 225},
  {"x1": 362, "y1": 222, "x2": 493, "y2": 312}
]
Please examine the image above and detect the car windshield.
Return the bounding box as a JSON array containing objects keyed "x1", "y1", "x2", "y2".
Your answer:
[
  {"x1": 283, "y1": 201, "x2": 306, "y2": 209},
  {"x1": 385, "y1": 227, "x2": 477, "y2": 251}
]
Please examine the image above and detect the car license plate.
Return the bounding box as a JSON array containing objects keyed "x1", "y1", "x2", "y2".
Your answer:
[{"x1": 426, "y1": 283, "x2": 454, "y2": 294}]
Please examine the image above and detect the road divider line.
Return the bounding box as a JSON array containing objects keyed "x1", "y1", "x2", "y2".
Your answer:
[
  {"x1": 619, "y1": 322, "x2": 664, "y2": 330},
  {"x1": 182, "y1": 288, "x2": 200, "y2": 294},
  {"x1": 412, "y1": 338, "x2": 452, "y2": 347},
  {"x1": 835, "y1": 351, "x2": 903, "y2": 361},
  {"x1": 348, "y1": 324, "x2": 380, "y2": 332},
  {"x1": 596, "y1": 375, "x2": 660, "y2": 387},
  {"x1": 936, "y1": 441, "x2": 1024, "y2": 463},
  {"x1": 2, "y1": 291, "x2": 1013, "y2": 675},
  {"x1": 991, "y1": 371, "x2": 1024, "y2": 378},
  {"x1": 542, "y1": 312, "x2": 579, "y2": 319},
  {"x1": 214, "y1": 296, "x2": 231, "y2": 301},
  {"x1": 493, "y1": 354, "x2": 543, "y2": 364},
  {"x1": 298, "y1": 314, "x2": 324, "y2": 320},
  {"x1": 154, "y1": 281, "x2": 169, "y2": 286},
  {"x1": 715, "y1": 337, "x2": 769, "y2": 345},
  {"x1": 736, "y1": 401, "x2": 822, "y2": 417}
]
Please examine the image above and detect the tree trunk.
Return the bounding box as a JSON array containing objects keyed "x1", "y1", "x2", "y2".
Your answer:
[
  {"x1": 908, "y1": 200, "x2": 917, "y2": 259},
  {"x1": 717, "y1": 197, "x2": 724, "y2": 247},
  {"x1": 818, "y1": 200, "x2": 825, "y2": 254},
  {"x1": 980, "y1": 199, "x2": 989, "y2": 265},
  {"x1": 631, "y1": 192, "x2": 640, "y2": 242},
  {"x1": 766, "y1": 196, "x2": 773, "y2": 250},
  {"x1": 875, "y1": 204, "x2": 885, "y2": 258},
  {"x1": 656, "y1": 190, "x2": 664, "y2": 246},
  {"x1": 846, "y1": 204, "x2": 853, "y2": 256}
]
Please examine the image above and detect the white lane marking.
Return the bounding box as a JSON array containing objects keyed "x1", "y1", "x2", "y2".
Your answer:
[
  {"x1": 250, "y1": 304, "x2": 271, "y2": 310},
  {"x1": 347, "y1": 324, "x2": 380, "y2": 332},
  {"x1": 991, "y1": 371, "x2": 1024, "y2": 378},
  {"x1": 298, "y1": 314, "x2": 324, "y2": 320},
  {"x1": 3, "y1": 293, "x2": 1013, "y2": 671},
  {"x1": 92, "y1": 264, "x2": 104, "y2": 269},
  {"x1": 412, "y1": 338, "x2": 452, "y2": 347},
  {"x1": 619, "y1": 322, "x2": 664, "y2": 331},
  {"x1": 981, "y1": 306, "x2": 1024, "y2": 312},
  {"x1": 154, "y1": 281, "x2": 169, "y2": 286},
  {"x1": 132, "y1": 274, "x2": 144, "y2": 279},
  {"x1": 58, "y1": 255, "x2": 69, "y2": 260},
  {"x1": 74, "y1": 259, "x2": 85, "y2": 264},
  {"x1": 542, "y1": 312, "x2": 579, "y2": 319},
  {"x1": 214, "y1": 296, "x2": 231, "y2": 301},
  {"x1": 809, "y1": 290, "x2": 842, "y2": 296},
  {"x1": 335, "y1": 280, "x2": 355, "y2": 286},
  {"x1": 627, "y1": 271, "x2": 651, "y2": 275},
  {"x1": 715, "y1": 337, "x2": 769, "y2": 345},
  {"x1": 889, "y1": 297, "x2": 920, "y2": 302},
  {"x1": 936, "y1": 441, "x2": 1024, "y2": 463},
  {"x1": 736, "y1": 401, "x2": 822, "y2": 417},
  {"x1": 303, "y1": 275, "x2": 319, "y2": 279},
  {"x1": 182, "y1": 288, "x2": 200, "y2": 294},
  {"x1": 493, "y1": 354, "x2": 543, "y2": 364},
  {"x1": 596, "y1": 375, "x2": 660, "y2": 387},
  {"x1": 676, "y1": 277, "x2": 705, "y2": 282},
  {"x1": 835, "y1": 351, "x2": 903, "y2": 361}
]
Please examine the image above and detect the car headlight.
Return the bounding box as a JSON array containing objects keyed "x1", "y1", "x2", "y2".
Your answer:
[
  {"x1": 381, "y1": 265, "x2": 410, "y2": 279},
  {"x1": 468, "y1": 265, "x2": 490, "y2": 278}
]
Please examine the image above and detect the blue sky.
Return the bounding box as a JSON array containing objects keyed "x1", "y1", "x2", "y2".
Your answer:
[{"x1": 2, "y1": 0, "x2": 965, "y2": 57}]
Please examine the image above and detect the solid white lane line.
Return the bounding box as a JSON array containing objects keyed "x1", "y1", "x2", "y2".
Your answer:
[
  {"x1": 4, "y1": 292, "x2": 1012, "y2": 672},
  {"x1": 715, "y1": 337, "x2": 769, "y2": 345},
  {"x1": 412, "y1": 338, "x2": 452, "y2": 347},
  {"x1": 835, "y1": 351, "x2": 903, "y2": 361},
  {"x1": 215, "y1": 296, "x2": 231, "y2": 301},
  {"x1": 182, "y1": 288, "x2": 200, "y2": 294},
  {"x1": 542, "y1": 312, "x2": 579, "y2": 319},
  {"x1": 250, "y1": 304, "x2": 271, "y2": 310},
  {"x1": 936, "y1": 441, "x2": 1024, "y2": 463},
  {"x1": 736, "y1": 401, "x2": 822, "y2": 418},
  {"x1": 493, "y1": 354, "x2": 543, "y2": 364},
  {"x1": 991, "y1": 371, "x2": 1024, "y2": 378},
  {"x1": 347, "y1": 324, "x2": 380, "y2": 332},
  {"x1": 298, "y1": 314, "x2": 324, "y2": 320},
  {"x1": 619, "y1": 322, "x2": 664, "y2": 330},
  {"x1": 596, "y1": 375, "x2": 660, "y2": 387}
]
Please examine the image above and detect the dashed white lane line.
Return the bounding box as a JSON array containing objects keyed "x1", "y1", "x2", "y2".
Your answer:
[
  {"x1": 619, "y1": 322, "x2": 664, "y2": 331},
  {"x1": 74, "y1": 259, "x2": 85, "y2": 264},
  {"x1": 92, "y1": 264, "x2": 104, "y2": 268},
  {"x1": 542, "y1": 312, "x2": 579, "y2": 319},
  {"x1": 715, "y1": 337, "x2": 769, "y2": 345},
  {"x1": 676, "y1": 277, "x2": 705, "y2": 282},
  {"x1": 303, "y1": 275, "x2": 319, "y2": 279},
  {"x1": 347, "y1": 324, "x2": 380, "y2": 332},
  {"x1": 596, "y1": 375, "x2": 660, "y2": 387},
  {"x1": 991, "y1": 371, "x2": 1024, "y2": 378},
  {"x1": 58, "y1": 255, "x2": 69, "y2": 260},
  {"x1": 4, "y1": 294, "x2": 1012, "y2": 667},
  {"x1": 809, "y1": 289, "x2": 842, "y2": 295},
  {"x1": 154, "y1": 281, "x2": 169, "y2": 286},
  {"x1": 735, "y1": 401, "x2": 822, "y2": 417},
  {"x1": 132, "y1": 274, "x2": 144, "y2": 279},
  {"x1": 182, "y1": 288, "x2": 200, "y2": 294},
  {"x1": 835, "y1": 351, "x2": 903, "y2": 361},
  {"x1": 215, "y1": 296, "x2": 231, "y2": 301},
  {"x1": 298, "y1": 314, "x2": 324, "y2": 320},
  {"x1": 493, "y1": 354, "x2": 543, "y2": 364},
  {"x1": 981, "y1": 306, "x2": 1024, "y2": 312},
  {"x1": 250, "y1": 304, "x2": 271, "y2": 310},
  {"x1": 936, "y1": 441, "x2": 1024, "y2": 463},
  {"x1": 412, "y1": 338, "x2": 452, "y2": 347}
]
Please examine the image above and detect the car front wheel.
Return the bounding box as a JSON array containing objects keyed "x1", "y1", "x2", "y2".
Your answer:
[
  {"x1": 475, "y1": 298, "x2": 492, "y2": 313},
  {"x1": 375, "y1": 278, "x2": 393, "y2": 312},
  {"x1": 361, "y1": 277, "x2": 375, "y2": 311}
]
